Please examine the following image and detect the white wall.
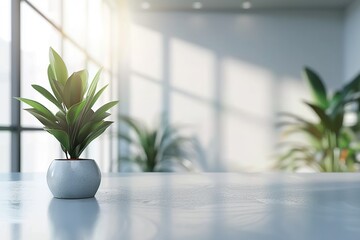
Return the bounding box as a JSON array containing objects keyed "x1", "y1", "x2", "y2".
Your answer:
[
  {"x1": 125, "y1": 10, "x2": 344, "y2": 171},
  {"x1": 344, "y1": 0, "x2": 360, "y2": 81}
]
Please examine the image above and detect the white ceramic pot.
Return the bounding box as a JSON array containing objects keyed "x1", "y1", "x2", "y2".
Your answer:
[{"x1": 47, "y1": 159, "x2": 101, "y2": 199}]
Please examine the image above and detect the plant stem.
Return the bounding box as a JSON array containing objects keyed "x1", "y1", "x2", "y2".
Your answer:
[
  {"x1": 327, "y1": 131, "x2": 335, "y2": 172},
  {"x1": 328, "y1": 131, "x2": 340, "y2": 172}
]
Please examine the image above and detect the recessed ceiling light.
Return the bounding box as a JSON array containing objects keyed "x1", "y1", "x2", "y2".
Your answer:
[
  {"x1": 193, "y1": 2, "x2": 203, "y2": 9},
  {"x1": 242, "y1": 1, "x2": 252, "y2": 9},
  {"x1": 141, "y1": 1, "x2": 151, "y2": 10}
]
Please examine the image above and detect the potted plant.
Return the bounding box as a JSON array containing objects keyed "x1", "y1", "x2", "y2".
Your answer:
[
  {"x1": 17, "y1": 48, "x2": 118, "y2": 198},
  {"x1": 276, "y1": 67, "x2": 360, "y2": 172},
  {"x1": 118, "y1": 115, "x2": 201, "y2": 172}
]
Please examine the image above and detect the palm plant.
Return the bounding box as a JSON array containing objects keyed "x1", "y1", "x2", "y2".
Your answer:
[
  {"x1": 17, "y1": 47, "x2": 118, "y2": 159},
  {"x1": 118, "y1": 116, "x2": 200, "y2": 172},
  {"x1": 276, "y1": 67, "x2": 360, "y2": 172}
]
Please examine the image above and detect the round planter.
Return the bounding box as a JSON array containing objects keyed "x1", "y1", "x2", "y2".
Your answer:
[{"x1": 47, "y1": 159, "x2": 101, "y2": 199}]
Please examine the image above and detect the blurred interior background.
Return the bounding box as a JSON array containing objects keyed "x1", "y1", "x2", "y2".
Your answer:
[{"x1": 1, "y1": 0, "x2": 360, "y2": 173}]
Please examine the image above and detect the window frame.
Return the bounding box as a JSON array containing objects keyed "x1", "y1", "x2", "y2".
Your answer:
[{"x1": 1, "y1": 0, "x2": 117, "y2": 172}]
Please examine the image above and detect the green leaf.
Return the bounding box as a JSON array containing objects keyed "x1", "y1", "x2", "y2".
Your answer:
[
  {"x1": 304, "y1": 102, "x2": 332, "y2": 130},
  {"x1": 66, "y1": 100, "x2": 86, "y2": 125},
  {"x1": 25, "y1": 108, "x2": 58, "y2": 129},
  {"x1": 77, "y1": 70, "x2": 103, "y2": 120},
  {"x1": 55, "y1": 111, "x2": 67, "y2": 131},
  {"x1": 328, "y1": 91, "x2": 343, "y2": 114},
  {"x1": 278, "y1": 112, "x2": 313, "y2": 125},
  {"x1": 118, "y1": 133, "x2": 138, "y2": 145},
  {"x1": 79, "y1": 70, "x2": 88, "y2": 96},
  {"x1": 45, "y1": 128, "x2": 70, "y2": 150},
  {"x1": 160, "y1": 136, "x2": 194, "y2": 156},
  {"x1": 77, "y1": 120, "x2": 104, "y2": 143},
  {"x1": 160, "y1": 126, "x2": 187, "y2": 148},
  {"x1": 48, "y1": 65, "x2": 64, "y2": 103},
  {"x1": 282, "y1": 124, "x2": 323, "y2": 141},
  {"x1": 94, "y1": 101, "x2": 118, "y2": 116},
  {"x1": 32, "y1": 84, "x2": 63, "y2": 110},
  {"x1": 16, "y1": 98, "x2": 57, "y2": 122},
  {"x1": 82, "y1": 109, "x2": 95, "y2": 124},
  {"x1": 119, "y1": 115, "x2": 149, "y2": 147},
  {"x1": 303, "y1": 67, "x2": 328, "y2": 109},
  {"x1": 343, "y1": 74, "x2": 360, "y2": 94},
  {"x1": 87, "y1": 68, "x2": 102, "y2": 99},
  {"x1": 92, "y1": 112, "x2": 111, "y2": 123},
  {"x1": 77, "y1": 121, "x2": 113, "y2": 156},
  {"x1": 276, "y1": 121, "x2": 303, "y2": 128},
  {"x1": 119, "y1": 115, "x2": 146, "y2": 140},
  {"x1": 88, "y1": 84, "x2": 108, "y2": 109},
  {"x1": 64, "y1": 71, "x2": 87, "y2": 108},
  {"x1": 332, "y1": 112, "x2": 344, "y2": 134},
  {"x1": 49, "y1": 47, "x2": 68, "y2": 85}
]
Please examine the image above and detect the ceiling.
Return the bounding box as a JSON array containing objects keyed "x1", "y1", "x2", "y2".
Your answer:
[{"x1": 130, "y1": 0, "x2": 355, "y2": 11}]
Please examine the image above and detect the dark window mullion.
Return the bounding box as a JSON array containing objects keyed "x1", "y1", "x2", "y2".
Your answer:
[{"x1": 11, "y1": 0, "x2": 21, "y2": 172}]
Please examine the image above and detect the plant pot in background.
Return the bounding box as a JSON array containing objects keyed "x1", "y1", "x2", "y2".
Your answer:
[{"x1": 47, "y1": 159, "x2": 101, "y2": 199}]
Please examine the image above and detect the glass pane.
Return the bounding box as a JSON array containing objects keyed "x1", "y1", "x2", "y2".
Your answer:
[
  {"x1": 26, "y1": 0, "x2": 61, "y2": 26},
  {"x1": 21, "y1": 131, "x2": 62, "y2": 172},
  {"x1": 104, "y1": 4, "x2": 112, "y2": 69},
  {"x1": 0, "y1": 0, "x2": 11, "y2": 125},
  {"x1": 63, "y1": 0, "x2": 86, "y2": 47},
  {"x1": 21, "y1": 3, "x2": 61, "y2": 127},
  {"x1": 110, "y1": 9, "x2": 118, "y2": 76},
  {"x1": 63, "y1": 39, "x2": 86, "y2": 72},
  {"x1": 88, "y1": 0, "x2": 104, "y2": 62},
  {"x1": 108, "y1": 73, "x2": 118, "y2": 121},
  {"x1": 0, "y1": 132, "x2": 11, "y2": 172}
]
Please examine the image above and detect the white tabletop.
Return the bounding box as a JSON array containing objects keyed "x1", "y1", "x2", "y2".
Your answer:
[{"x1": 1, "y1": 173, "x2": 360, "y2": 240}]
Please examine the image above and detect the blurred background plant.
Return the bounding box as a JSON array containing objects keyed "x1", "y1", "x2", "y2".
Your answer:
[
  {"x1": 117, "y1": 115, "x2": 202, "y2": 172},
  {"x1": 276, "y1": 67, "x2": 360, "y2": 172}
]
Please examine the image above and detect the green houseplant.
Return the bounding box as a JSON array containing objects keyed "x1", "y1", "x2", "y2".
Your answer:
[
  {"x1": 276, "y1": 67, "x2": 360, "y2": 172},
  {"x1": 17, "y1": 47, "x2": 118, "y2": 198},
  {"x1": 118, "y1": 115, "x2": 200, "y2": 172}
]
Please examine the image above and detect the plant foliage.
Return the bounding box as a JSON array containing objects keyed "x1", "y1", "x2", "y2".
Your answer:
[
  {"x1": 17, "y1": 47, "x2": 118, "y2": 159},
  {"x1": 118, "y1": 115, "x2": 200, "y2": 172},
  {"x1": 276, "y1": 67, "x2": 360, "y2": 172}
]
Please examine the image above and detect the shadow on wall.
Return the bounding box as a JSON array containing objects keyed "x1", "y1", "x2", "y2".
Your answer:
[{"x1": 123, "y1": 10, "x2": 344, "y2": 172}]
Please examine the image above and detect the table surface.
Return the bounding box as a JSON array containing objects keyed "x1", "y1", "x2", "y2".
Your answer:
[{"x1": 1, "y1": 173, "x2": 360, "y2": 240}]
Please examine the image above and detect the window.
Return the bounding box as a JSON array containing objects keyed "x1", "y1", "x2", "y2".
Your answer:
[
  {"x1": 26, "y1": 0, "x2": 61, "y2": 25},
  {"x1": 21, "y1": 2, "x2": 62, "y2": 127},
  {"x1": 0, "y1": 0, "x2": 11, "y2": 172},
  {"x1": 0, "y1": 0, "x2": 11, "y2": 126},
  {"x1": 0, "y1": 133, "x2": 11, "y2": 172},
  {"x1": 21, "y1": 132, "x2": 61, "y2": 172},
  {"x1": 0, "y1": 0, "x2": 119, "y2": 172}
]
